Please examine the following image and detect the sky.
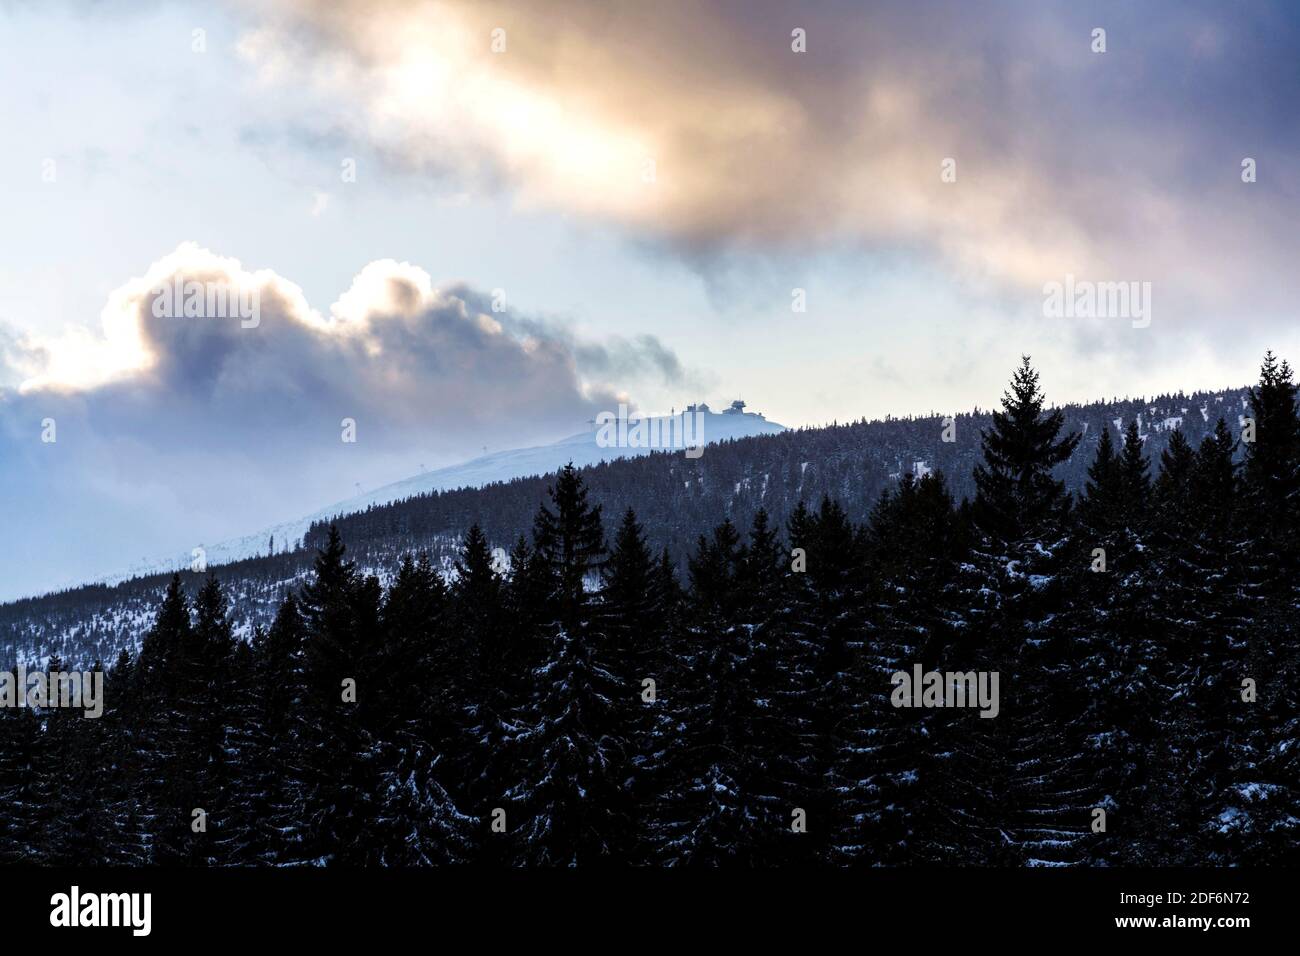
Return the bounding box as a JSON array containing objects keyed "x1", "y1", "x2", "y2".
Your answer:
[{"x1": 1, "y1": 0, "x2": 1299, "y2": 599}]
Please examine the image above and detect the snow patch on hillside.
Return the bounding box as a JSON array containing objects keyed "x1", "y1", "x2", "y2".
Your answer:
[{"x1": 93, "y1": 407, "x2": 785, "y2": 586}]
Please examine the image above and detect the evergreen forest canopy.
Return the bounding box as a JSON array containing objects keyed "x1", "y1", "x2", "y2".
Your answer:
[{"x1": 2, "y1": 355, "x2": 1297, "y2": 867}]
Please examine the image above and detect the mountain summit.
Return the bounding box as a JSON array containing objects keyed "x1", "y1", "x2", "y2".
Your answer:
[{"x1": 103, "y1": 402, "x2": 786, "y2": 586}]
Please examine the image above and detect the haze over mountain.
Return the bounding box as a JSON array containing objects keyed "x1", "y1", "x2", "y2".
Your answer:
[{"x1": 95, "y1": 402, "x2": 785, "y2": 591}]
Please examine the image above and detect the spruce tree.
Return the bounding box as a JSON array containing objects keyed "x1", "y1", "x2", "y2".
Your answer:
[
  {"x1": 255, "y1": 594, "x2": 311, "y2": 864},
  {"x1": 1225, "y1": 353, "x2": 1300, "y2": 863},
  {"x1": 506, "y1": 465, "x2": 632, "y2": 865},
  {"x1": 189, "y1": 575, "x2": 237, "y2": 864},
  {"x1": 135, "y1": 574, "x2": 204, "y2": 864},
  {"x1": 973, "y1": 356, "x2": 1081, "y2": 543},
  {"x1": 969, "y1": 358, "x2": 1088, "y2": 865},
  {"x1": 373, "y1": 554, "x2": 471, "y2": 864},
  {"x1": 1069, "y1": 421, "x2": 1156, "y2": 864},
  {"x1": 451, "y1": 523, "x2": 513, "y2": 862},
  {"x1": 1145, "y1": 421, "x2": 1244, "y2": 862},
  {"x1": 98, "y1": 650, "x2": 150, "y2": 864},
  {"x1": 600, "y1": 508, "x2": 671, "y2": 862},
  {"x1": 658, "y1": 520, "x2": 775, "y2": 865},
  {"x1": 852, "y1": 473, "x2": 971, "y2": 865},
  {"x1": 298, "y1": 525, "x2": 380, "y2": 864},
  {"x1": 782, "y1": 498, "x2": 861, "y2": 865}
]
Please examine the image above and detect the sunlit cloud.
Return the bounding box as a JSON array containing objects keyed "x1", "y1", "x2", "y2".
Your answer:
[
  {"x1": 0, "y1": 242, "x2": 694, "y2": 598},
  {"x1": 232, "y1": 0, "x2": 1300, "y2": 331}
]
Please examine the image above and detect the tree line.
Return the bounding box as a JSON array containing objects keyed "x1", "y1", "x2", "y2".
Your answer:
[
  {"x1": 0, "y1": 379, "x2": 1248, "y2": 670},
  {"x1": 1, "y1": 354, "x2": 1296, "y2": 866}
]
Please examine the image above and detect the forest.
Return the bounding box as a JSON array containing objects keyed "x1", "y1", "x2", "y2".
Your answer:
[
  {"x1": 1, "y1": 355, "x2": 1296, "y2": 867},
  {"x1": 0, "y1": 378, "x2": 1250, "y2": 668}
]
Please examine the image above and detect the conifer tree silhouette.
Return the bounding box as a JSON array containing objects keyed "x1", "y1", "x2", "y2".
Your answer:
[{"x1": 5, "y1": 356, "x2": 1298, "y2": 869}]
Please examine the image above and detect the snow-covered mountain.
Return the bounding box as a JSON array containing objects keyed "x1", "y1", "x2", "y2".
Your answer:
[{"x1": 101, "y1": 402, "x2": 785, "y2": 585}]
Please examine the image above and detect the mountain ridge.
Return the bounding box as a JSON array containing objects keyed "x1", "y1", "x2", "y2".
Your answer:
[
  {"x1": 83, "y1": 403, "x2": 786, "y2": 593},
  {"x1": 0, "y1": 384, "x2": 1251, "y2": 669}
]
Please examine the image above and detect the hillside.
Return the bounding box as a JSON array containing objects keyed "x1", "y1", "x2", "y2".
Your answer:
[
  {"x1": 92, "y1": 403, "x2": 786, "y2": 587},
  {"x1": 0, "y1": 386, "x2": 1251, "y2": 667}
]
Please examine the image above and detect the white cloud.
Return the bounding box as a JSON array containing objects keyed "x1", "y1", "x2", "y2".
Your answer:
[{"x1": 0, "y1": 243, "x2": 690, "y2": 599}]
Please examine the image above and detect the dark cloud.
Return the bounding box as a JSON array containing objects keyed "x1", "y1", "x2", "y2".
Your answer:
[
  {"x1": 0, "y1": 245, "x2": 686, "y2": 599},
  {"x1": 575, "y1": 334, "x2": 691, "y2": 390}
]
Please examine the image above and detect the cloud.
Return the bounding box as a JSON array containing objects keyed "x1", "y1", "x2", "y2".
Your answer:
[
  {"x1": 231, "y1": 0, "x2": 1300, "y2": 332},
  {"x1": 0, "y1": 243, "x2": 690, "y2": 599},
  {"x1": 576, "y1": 334, "x2": 694, "y2": 390}
]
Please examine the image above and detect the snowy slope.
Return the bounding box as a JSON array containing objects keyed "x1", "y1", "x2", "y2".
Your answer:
[{"x1": 100, "y1": 405, "x2": 785, "y2": 584}]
